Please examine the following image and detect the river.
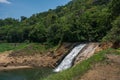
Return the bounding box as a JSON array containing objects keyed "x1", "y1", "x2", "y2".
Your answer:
[{"x1": 0, "y1": 68, "x2": 53, "y2": 80}]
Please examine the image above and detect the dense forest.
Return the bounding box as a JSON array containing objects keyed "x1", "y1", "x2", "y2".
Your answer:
[{"x1": 0, "y1": 0, "x2": 120, "y2": 45}]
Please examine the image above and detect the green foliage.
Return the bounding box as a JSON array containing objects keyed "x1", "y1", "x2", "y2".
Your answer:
[
  {"x1": 47, "y1": 23, "x2": 63, "y2": 45},
  {"x1": 43, "y1": 48, "x2": 120, "y2": 80},
  {"x1": 20, "y1": 16, "x2": 27, "y2": 21},
  {"x1": 109, "y1": 0, "x2": 120, "y2": 18},
  {"x1": 29, "y1": 23, "x2": 46, "y2": 42},
  {"x1": 0, "y1": 0, "x2": 119, "y2": 45},
  {"x1": 103, "y1": 16, "x2": 120, "y2": 42}
]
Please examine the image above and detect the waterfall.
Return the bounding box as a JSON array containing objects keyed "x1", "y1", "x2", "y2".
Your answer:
[{"x1": 54, "y1": 44, "x2": 86, "y2": 72}]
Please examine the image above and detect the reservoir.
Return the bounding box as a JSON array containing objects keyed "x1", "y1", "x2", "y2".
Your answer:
[{"x1": 0, "y1": 68, "x2": 53, "y2": 80}]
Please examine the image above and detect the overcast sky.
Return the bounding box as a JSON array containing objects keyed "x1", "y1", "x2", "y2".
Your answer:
[{"x1": 0, "y1": 0, "x2": 70, "y2": 19}]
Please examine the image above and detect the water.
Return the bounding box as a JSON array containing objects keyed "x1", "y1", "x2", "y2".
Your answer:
[
  {"x1": 54, "y1": 44, "x2": 86, "y2": 72},
  {"x1": 0, "y1": 68, "x2": 53, "y2": 80}
]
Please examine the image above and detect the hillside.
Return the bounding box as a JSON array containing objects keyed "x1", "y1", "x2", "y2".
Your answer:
[
  {"x1": 0, "y1": 0, "x2": 119, "y2": 46},
  {"x1": 0, "y1": 0, "x2": 120, "y2": 80}
]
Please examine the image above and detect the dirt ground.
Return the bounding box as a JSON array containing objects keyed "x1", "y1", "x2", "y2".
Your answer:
[
  {"x1": 0, "y1": 43, "x2": 74, "y2": 70},
  {"x1": 80, "y1": 54, "x2": 120, "y2": 80}
]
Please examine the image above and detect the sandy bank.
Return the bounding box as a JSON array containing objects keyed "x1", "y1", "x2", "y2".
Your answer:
[
  {"x1": 0, "y1": 66, "x2": 33, "y2": 71},
  {"x1": 0, "y1": 43, "x2": 74, "y2": 69}
]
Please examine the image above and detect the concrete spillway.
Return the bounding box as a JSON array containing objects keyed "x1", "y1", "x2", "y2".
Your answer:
[{"x1": 54, "y1": 44, "x2": 86, "y2": 72}]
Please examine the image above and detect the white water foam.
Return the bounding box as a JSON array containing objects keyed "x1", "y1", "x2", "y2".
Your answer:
[{"x1": 54, "y1": 44, "x2": 86, "y2": 72}]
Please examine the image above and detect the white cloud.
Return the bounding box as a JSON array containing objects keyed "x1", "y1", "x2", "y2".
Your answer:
[{"x1": 0, "y1": 0, "x2": 11, "y2": 4}]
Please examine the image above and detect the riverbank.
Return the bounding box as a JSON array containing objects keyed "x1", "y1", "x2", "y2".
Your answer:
[
  {"x1": 0, "y1": 42, "x2": 115, "y2": 71},
  {"x1": 0, "y1": 43, "x2": 74, "y2": 70},
  {"x1": 0, "y1": 66, "x2": 32, "y2": 71}
]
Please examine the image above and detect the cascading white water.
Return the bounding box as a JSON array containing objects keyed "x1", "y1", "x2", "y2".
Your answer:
[{"x1": 54, "y1": 44, "x2": 86, "y2": 72}]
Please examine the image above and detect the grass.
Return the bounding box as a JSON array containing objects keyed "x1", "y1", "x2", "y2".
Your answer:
[
  {"x1": 0, "y1": 43, "x2": 58, "y2": 55},
  {"x1": 25, "y1": 43, "x2": 58, "y2": 53},
  {"x1": 42, "y1": 48, "x2": 120, "y2": 80},
  {"x1": 0, "y1": 43, "x2": 29, "y2": 53},
  {"x1": 13, "y1": 43, "x2": 59, "y2": 55}
]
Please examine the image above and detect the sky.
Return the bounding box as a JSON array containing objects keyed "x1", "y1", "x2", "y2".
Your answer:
[{"x1": 0, "y1": 0, "x2": 71, "y2": 19}]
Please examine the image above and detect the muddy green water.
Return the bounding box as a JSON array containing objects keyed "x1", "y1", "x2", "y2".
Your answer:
[{"x1": 0, "y1": 68, "x2": 53, "y2": 80}]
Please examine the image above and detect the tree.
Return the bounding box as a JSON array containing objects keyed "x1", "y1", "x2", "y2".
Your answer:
[
  {"x1": 103, "y1": 16, "x2": 120, "y2": 43},
  {"x1": 21, "y1": 16, "x2": 27, "y2": 21},
  {"x1": 29, "y1": 23, "x2": 46, "y2": 42},
  {"x1": 109, "y1": 0, "x2": 120, "y2": 18}
]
